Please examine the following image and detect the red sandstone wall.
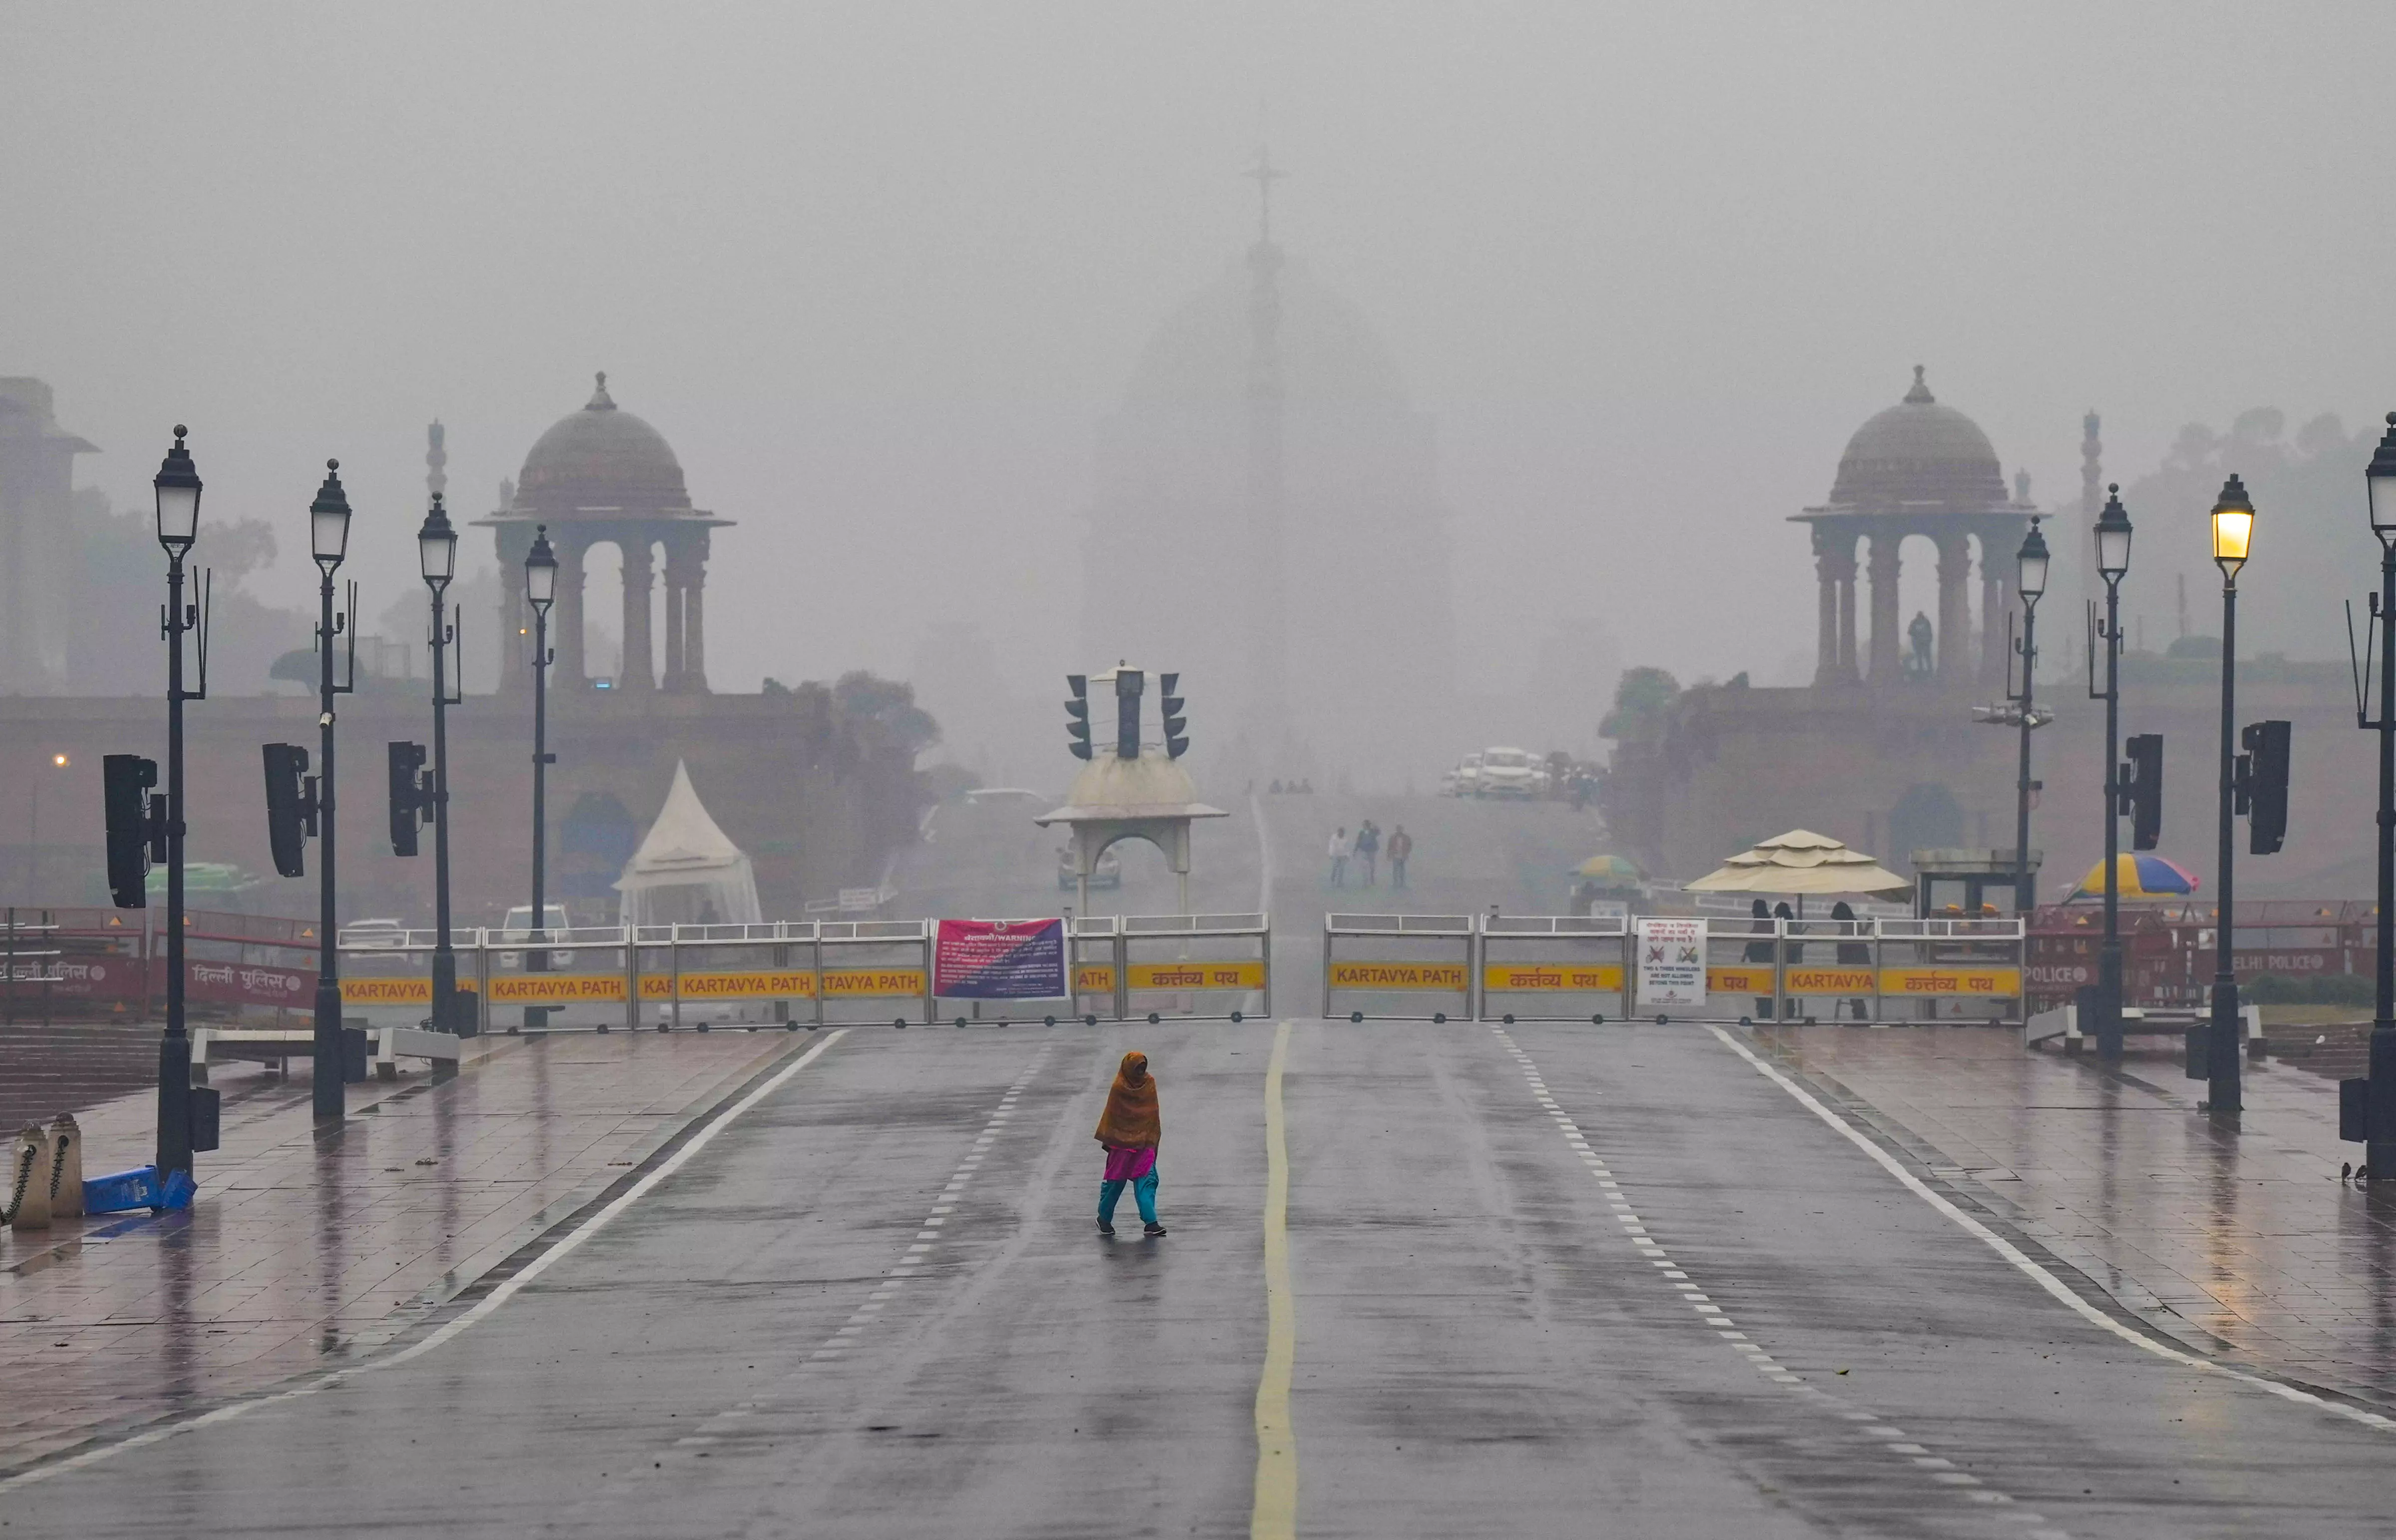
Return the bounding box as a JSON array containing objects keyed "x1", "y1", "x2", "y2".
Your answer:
[
  {"x1": 1631, "y1": 676, "x2": 2374, "y2": 902},
  {"x1": 0, "y1": 690, "x2": 915, "y2": 924}
]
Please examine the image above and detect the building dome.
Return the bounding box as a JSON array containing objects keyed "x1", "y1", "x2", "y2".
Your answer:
[
  {"x1": 1827, "y1": 366, "x2": 2007, "y2": 510},
  {"x1": 514, "y1": 373, "x2": 691, "y2": 515}
]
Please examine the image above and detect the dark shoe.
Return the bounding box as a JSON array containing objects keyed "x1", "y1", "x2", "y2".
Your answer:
[
  {"x1": 1097, "y1": 1220, "x2": 1116, "y2": 1235},
  {"x1": 1143, "y1": 1222, "x2": 1167, "y2": 1236}
]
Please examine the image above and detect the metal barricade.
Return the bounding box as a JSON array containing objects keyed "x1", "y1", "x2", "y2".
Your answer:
[
  {"x1": 817, "y1": 920, "x2": 934, "y2": 1026},
  {"x1": 1069, "y1": 916, "x2": 1124, "y2": 1022},
  {"x1": 1692, "y1": 915, "x2": 2025, "y2": 1025},
  {"x1": 631, "y1": 922, "x2": 821, "y2": 1030},
  {"x1": 479, "y1": 924, "x2": 638, "y2": 1032},
  {"x1": 1119, "y1": 913, "x2": 1271, "y2": 1023},
  {"x1": 1869, "y1": 918, "x2": 2025, "y2": 1023},
  {"x1": 337, "y1": 924, "x2": 498, "y2": 1028},
  {"x1": 1322, "y1": 913, "x2": 1474, "y2": 1022},
  {"x1": 1476, "y1": 915, "x2": 1630, "y2": 1022}
]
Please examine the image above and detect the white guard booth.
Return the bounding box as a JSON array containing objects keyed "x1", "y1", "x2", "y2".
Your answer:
[{"x1": 616, "y1": 760, "x2": 764, "y2": 927}]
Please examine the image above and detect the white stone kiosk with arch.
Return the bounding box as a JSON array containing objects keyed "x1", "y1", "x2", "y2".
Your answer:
[{"x1": 1036, "y1": 753, "x2": 1227, "y2": 918}]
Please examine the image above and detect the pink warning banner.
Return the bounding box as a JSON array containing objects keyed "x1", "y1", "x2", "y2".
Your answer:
[{"x1": 933, "y1": 918, "x2": 1068, "y2": 1000}]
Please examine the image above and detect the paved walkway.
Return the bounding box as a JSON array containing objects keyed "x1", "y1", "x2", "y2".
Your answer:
[
  {"x1": 1748, "y1": 1022, "x2": 2396, "y2": 1416},
  {"x1": 0, "y1": 1028, "x2": 813, "y2": 1476}
]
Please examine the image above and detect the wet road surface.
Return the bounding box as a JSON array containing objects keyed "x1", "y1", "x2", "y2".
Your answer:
[{"x1": 8, "y1": 792, "x2": 2395, "y2": 1535}]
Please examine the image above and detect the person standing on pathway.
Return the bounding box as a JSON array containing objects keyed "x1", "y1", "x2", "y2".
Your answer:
[
  {"x1": 1095, "y1": 1050, "x2": 1165, "y2": 1237},
  {"x1": 1357, "y1": 821, "x2": 1381, "y2": 886},
  {"x1": 1388, "y1": 824, "x2": 1414, "y2": 889},
  {"x1": 1328, "y1": 827, "x2": 1349, "y2": 888}
]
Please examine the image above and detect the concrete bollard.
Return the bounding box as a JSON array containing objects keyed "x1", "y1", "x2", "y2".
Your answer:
[
  {"x1": 7, "y1": 1123, "x2": 56, "y2": 1232},
  {"x1": 48, "y1": 1113, "x2": 84, "y2": 1219}
]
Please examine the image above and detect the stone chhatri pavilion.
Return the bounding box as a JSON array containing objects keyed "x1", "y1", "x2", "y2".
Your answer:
[
  {"x1": 478, "y1": 373, "x2": 731, "y2": 695},
  {"x1": 1795, "y1": 366, "x2": 2036, "y2": 690}
]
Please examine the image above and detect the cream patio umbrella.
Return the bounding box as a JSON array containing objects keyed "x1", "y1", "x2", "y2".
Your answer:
[{"x1": 1681, "y1": 829, "x2": 1910, "y2": 900}]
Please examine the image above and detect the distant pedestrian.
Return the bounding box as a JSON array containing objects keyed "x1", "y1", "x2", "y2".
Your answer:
[
  {"x1": 1095, "y1": 1050, "x2": 1164, "y2": 1237},
  {"x1": 1388, "y1": 825, "x2": 1414, "y2": 889},
  {"x1": 1356, "y1": 822, "x2": 1381, "y2": 885},
  {"x1": 1328, "y1": 827, "x2": 1349, "y2": 887},
  {"x1": 1744, "y1": 899, "x2": 1775, "y2": 1020},
  {"x1": 1832, "y1": 901, "x2": 1870, "y2": 1022}
]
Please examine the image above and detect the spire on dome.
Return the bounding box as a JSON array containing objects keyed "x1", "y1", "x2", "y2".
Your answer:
[
  {"x1": 587, "y1": 371, "x2": 615, "y2": 411},
  {"x1": 1905, "y1": 364, "x2": 1934, "y2": 404},
  {"x1": 1244, "y1": 146, "x2": 1287, "y2": 246}
]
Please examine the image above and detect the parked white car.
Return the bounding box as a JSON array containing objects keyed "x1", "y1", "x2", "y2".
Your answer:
[
  {"x1": 1443, "y1": 753, "x2": 1485, "y2": 797},
  {"x1": 498, "y1": 903, "x2": 572, "y2": 968},
  {"x1": 1477, "y1": 747, "x2": 1541, "y2": 799}
]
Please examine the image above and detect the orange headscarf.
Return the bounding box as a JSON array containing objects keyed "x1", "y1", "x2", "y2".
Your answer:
[{"x1": 1094, "y1": 1051, "x2": 1161, "y2": 1148}]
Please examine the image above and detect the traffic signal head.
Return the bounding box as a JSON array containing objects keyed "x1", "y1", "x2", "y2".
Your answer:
[
  {"x1": 1159, "y1": 677, "x2": 1188, "y2": 759},
  {"x1": 2121, "y1": 733, "x2": 2163, "y2": 851},
  {"x1": 102, "y1": 754, "x2": 159, "y2": 910},
  {"x1": 2241, "y1": 719, "x2": 2290, "y2": 856},
  {"x1": 1114, "y1": 667, "x2": 1144, "y2": 760},
  {"x1": 1064, "y1": 675, "x2": 1092, "y2": 761},
  {"x1": 389, "y1": 740, "x2": 429, "y2": 857},
  {"x1": 262, "y1": 743, "x2": 316, "y2": 879}
]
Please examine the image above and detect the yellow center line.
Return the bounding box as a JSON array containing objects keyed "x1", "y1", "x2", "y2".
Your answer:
[{"x1": 1251, "y1": 1018, "x2": 1298, "y2": 1539}]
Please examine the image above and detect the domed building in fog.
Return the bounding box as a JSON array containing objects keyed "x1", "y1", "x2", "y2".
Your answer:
[
  {"x1": 1080, "y1": 184, "x2": 1456, "y2": 776},
  {"x1": 1793, "y1": 366, "x2": 2037, "y2": 690},
  {"x1": 480, "y1": 373, "x2": 732, "y2": 694}
]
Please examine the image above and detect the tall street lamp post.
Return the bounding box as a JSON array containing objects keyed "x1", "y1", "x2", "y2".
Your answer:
[
  {"x1": 2362, "y1": 416, "x2": 2396, "y2": 1176},
  {"x1": 2208, "y1": 475, "x2": 2254, "y2": 1115},
  {"x1": 418, "y1": 495, "x2": 468, "y2": 1036},
  {"x1": 525, "y1": 526, "x2": 558, "y2": 1029},
  {"x1": 307, "y1": 462, "x2": 353, "y2": 1121},
  {"x1": 2092, "y1": 485, "x2": 2134, "y2": 1061},
  {"x1": 2012, "y1": 519, "x2": 2050, "y2": 914},
  {"x1": 152, "y1": 428, "x2": 203, "y2": 1182}
]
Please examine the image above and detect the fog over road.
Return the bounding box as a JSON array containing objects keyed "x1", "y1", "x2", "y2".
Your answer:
[{"x1": 8, "y1": 793, "x2": 2393, "y2": 1538}]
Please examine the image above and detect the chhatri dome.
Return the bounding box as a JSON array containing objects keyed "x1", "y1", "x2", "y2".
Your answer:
[
  {"x1": 1826, "y1": 365, "x2": 2009, "y2": 511},
  {"x1": 481, "y1": 373, "x2": 729, "y2": 698},
  {"x1": 513, "y1": 372, "x2": 694, "y2": 517}
]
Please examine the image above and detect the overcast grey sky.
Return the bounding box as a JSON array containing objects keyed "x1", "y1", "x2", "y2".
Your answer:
[{"x1": 8, "y1": 1, "x2": 2396, "y2": 703}]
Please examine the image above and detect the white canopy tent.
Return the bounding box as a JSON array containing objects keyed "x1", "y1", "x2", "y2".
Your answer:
[{"x1": 615, "y1": 761, "x2": 763, "y2": 927}]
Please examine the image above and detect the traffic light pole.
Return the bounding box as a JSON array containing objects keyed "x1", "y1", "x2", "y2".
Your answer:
[
  {"x1": 2012, "y1": 600, "x2": 2039, "y2": 915},
  {"x1": 430, "y1": 583, "x2": 463, "y2": 1036},
  {"x1": 2210, "y1": 576, "x2": 2242, "y2": 1114},
  {"x1": 156, "y1": 550, "x2": 193, "y2": 1183},
  {"x1": 311, "y1": 569, "x2": 344, "y2": 1121}
]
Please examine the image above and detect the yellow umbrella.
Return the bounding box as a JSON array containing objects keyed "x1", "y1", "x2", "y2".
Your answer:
[{"x1": 1681, "y1": 829, "x2": 1910, "y2": 897}]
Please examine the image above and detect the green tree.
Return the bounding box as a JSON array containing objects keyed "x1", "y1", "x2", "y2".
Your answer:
[{"x1": 1598, "y1": 666, "x2": 1680, "y2": 742}]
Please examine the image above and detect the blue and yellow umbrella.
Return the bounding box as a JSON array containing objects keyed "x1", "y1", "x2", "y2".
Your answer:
[{"x1": 2066, "y1": 853, "x2": 2198, "y2": 901}]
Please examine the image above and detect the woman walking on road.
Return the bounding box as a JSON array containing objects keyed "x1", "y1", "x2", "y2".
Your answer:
[{"x1": 1095, "y1": 1050, "x2": 1166, "y2": 1237}]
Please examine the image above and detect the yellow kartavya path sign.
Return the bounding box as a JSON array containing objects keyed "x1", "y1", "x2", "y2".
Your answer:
[
  {"x1": 340, "y1": 977, "x2": 481, "y2": 1004},
  {"x1": 1706, "y1": 965, "x2": 2021, "y2": 997},
  {"x1": 1327, "y1": 961, "x2": 1467, "y2": 991},
  {"x1": 1129, "y1": 960, "x2": 1266, "y2": 990},
  {"x1": 648, "y1": 969, "x2": 818, "y2": 1000},
  {"x1": 1482, "y1": 963, "x2": 1625, "y2": 992}
]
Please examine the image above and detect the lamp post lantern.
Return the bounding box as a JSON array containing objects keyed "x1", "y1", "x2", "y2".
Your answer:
[
  {"x1": 2363, "y1": 415, "x2": 2396, "y2": 1175},
  {"x1": 2011, "y1": 519, "x2": 2050, "y2": 914},
  {"x1": 2091, "y1": 484, "x2": 2134, "y2": 1061},
  {"x1": 418, "y1": 494, "x2": 468, "y2": 1036},
  {"x1": 2208, "y1": 474, "x2": 2254, "y2": 1115},
  {"x1": 307, "y1": 460, "x2": 354, "y2": 1121},
  {"x1": 524, "y1": 525, "x2": 558, "y2": 1028},
  {"x1": 151, "y1": 427, "x2": 203, "y2": 1182}
]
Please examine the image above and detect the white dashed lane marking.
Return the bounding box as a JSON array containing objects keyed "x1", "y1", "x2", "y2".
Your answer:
[
  {"x1": 680, "y1": 1044, "x2": 1055, "y2": 1431},
  {"x1": 1491, "y1": 1026, "x2": 2069, "y2": 1538}
]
